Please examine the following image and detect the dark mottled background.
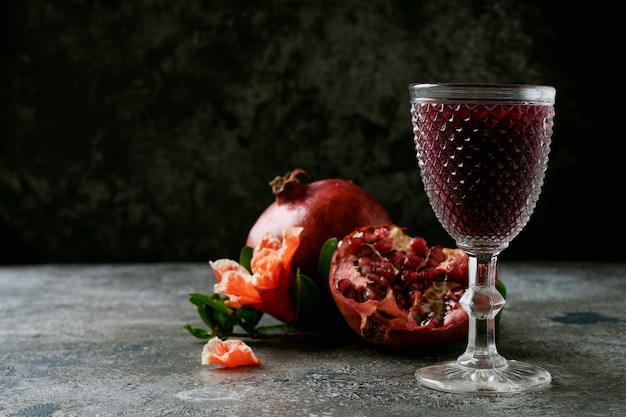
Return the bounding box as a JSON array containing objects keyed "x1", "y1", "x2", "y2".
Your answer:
[{"x1": 0, "y1": 1, "x2": 621, "y2": 264}]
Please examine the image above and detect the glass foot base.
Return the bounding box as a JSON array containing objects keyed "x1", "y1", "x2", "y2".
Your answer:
[{"x1": 415, "y1": 360, "x2": 551, "y2": 394}]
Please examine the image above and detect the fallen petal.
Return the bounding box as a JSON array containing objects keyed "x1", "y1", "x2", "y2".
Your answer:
[{"x1": 201, "y1": 338, "x2": 261, "y2": 368}]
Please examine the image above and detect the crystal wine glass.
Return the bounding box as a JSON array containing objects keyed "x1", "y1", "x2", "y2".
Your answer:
[{"x1": 408, "y1": 83, "x2": 556, "y2": 394}]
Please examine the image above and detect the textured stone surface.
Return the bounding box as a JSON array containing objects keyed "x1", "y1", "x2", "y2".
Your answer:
[
  {"x1": 0, "y1": 1, "x2": 620, "y2": 264},
  {"x1": 1, "y1": 263, "x2": 625, "y2": 416}
]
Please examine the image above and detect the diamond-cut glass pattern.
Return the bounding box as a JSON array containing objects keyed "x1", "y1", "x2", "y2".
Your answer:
[{"x1": 411, "y1": 102, "x2": 555, "y2": 254}]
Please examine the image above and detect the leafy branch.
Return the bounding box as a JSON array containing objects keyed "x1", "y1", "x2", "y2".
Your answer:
[
  {"x1": 183, "y1": 292, "x2": 267, "y2": 339},
  {"x1": 184, "y1": 239, "x2": 339, "y2": 340}
]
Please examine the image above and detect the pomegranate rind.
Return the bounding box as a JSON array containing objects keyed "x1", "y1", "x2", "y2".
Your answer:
[
  {"x1": 202, "y1": 337, "x2": 261, "y2": 368},
  {"x1": 329, "y1": 224, "x2": 470, "y2": 349},
  {"x1": 334, "y1": 297, "x2": 469, "y2": 349}
]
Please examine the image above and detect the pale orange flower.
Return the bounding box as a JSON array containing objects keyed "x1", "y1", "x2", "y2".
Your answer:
[{"x1": 210, "y1": 226, "x2": 303, "y2": 323}]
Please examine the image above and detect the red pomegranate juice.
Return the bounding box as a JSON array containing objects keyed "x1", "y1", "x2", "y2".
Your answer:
[{"x1": 412, "y1": 102, "x2": 554, "y2": 253}]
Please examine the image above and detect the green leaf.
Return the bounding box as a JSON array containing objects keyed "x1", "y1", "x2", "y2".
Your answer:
[
  {"x1": 318, "y1": 237, "x2": 338, "y2": 282},
  {"x1": 213, "y1": 310, "x2": 236, "y2": 334},
  {"x1": 183, "y1": 324, "x2": 213, "y2": 340},
  {"x1": 235, "y1": 306, "x2": 264, "y2": 336},
  {"x1": 188, "y1": 292, "x2": 237, "y2": 336},
  {"x1": 291, "y1": 270, "x2": 320, "y2": 324},
  {"x1": 188, "y1": 294, "x2": 217, "y2": 329},
  {"x1": 239, "y1": 246, "x2": 253, "y2": 273},
  {"x1": 189, "y1": 293, "x2": 234, "y2": 315}
]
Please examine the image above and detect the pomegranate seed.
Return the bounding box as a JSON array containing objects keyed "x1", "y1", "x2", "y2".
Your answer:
[{"x1": 359, "y1": 264, "x2": 372, "y2": 275}]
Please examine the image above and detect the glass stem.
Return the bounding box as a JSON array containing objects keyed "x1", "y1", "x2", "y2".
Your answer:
[{"x1": 458, "y1": 253, "x2": 507, "y2": 369}]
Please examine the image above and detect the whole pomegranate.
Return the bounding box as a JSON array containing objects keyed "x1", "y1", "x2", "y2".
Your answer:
[
  {"x1": 246, "y1": 169, "x2": 393, "y2": 280},
  {"x1": 329, "y1": 224, "x2": 470, "y2": 349}
]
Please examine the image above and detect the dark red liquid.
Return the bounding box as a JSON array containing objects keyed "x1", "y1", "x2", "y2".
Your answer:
[{"x1": 412, "y1": 102, "x2": 554, "y2": 253}]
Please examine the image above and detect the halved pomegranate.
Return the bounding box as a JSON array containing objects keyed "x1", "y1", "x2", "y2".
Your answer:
[{"x1": 328, "y1": 224, "x2": 469, "y2": 349}]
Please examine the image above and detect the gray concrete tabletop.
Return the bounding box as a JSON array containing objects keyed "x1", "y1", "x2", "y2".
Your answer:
[{"x1": 1, "y1": 262, "x2": 625, "y2": 417}]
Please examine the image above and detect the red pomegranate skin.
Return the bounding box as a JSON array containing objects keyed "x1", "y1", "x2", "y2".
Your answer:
[{"x1": 246, "y1": 169, "x2": 393, "y2": 281}]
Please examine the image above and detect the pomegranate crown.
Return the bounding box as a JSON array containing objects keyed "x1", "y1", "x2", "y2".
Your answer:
[{"x1": 270, "y1": 168, "x2": 311, "y2": 200}]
